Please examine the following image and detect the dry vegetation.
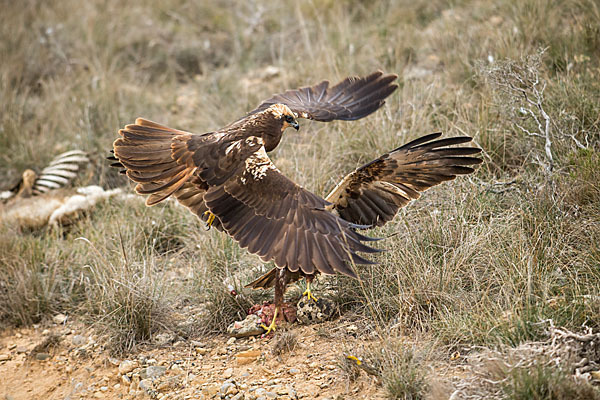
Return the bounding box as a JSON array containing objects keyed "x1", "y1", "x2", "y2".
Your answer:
[{"x1": 1, "y1": 0, "x2": 599, "y2": 398}]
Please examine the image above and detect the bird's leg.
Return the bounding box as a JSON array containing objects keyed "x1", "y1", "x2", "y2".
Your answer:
[
  {"x1": 302, "y1": 275, "x2": 318, "y2": 302},
  {"x1": 261, "y1": 306, "x2": 278, "y2": 335},
  {"x1": 261, "y1": 269, "x2": 287, "y2": 336},
  {"x1": 203, "y1": 210, "x2": 216, "y2": 230}
]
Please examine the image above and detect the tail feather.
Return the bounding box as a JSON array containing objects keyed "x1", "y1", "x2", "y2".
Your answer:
[
  {"x1": 245, "y1": 268, "x2": 278, "y2": 289},
  {"x1": 112, "y1": 119, "x2": 196, "y2": 206}
]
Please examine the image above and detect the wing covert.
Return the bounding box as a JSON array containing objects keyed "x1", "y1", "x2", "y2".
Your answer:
[{"x1": 202, "y1": 146, "x2": 380, "y2": 278}]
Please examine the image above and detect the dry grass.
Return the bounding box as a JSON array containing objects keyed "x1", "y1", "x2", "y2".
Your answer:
[{"x1": 1, "y1": 0, "x2": 599, "y2": 395}]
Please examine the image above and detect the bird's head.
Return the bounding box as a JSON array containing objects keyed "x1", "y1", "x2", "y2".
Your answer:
[{"x1": 267, "y1": 104, "x2": 299, "y2": 132}]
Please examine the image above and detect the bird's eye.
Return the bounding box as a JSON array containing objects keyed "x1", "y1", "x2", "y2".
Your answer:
[{"x1": 285, "y1": 115, "x2": 294, "y2": 123}]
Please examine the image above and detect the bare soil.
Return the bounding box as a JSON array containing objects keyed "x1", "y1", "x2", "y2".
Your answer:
[{"x1": 0, "y1": 319, "x2": 386, "y2": 400}]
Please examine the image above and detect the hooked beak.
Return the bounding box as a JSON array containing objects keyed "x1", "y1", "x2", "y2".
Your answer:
[{"x1": 290, "y1": 120, "x2": 299, "y2": 130}]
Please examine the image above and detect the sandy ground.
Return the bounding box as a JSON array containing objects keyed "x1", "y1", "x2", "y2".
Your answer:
[{"x1": 0, "y1": 318, "x2": 386, "y2": 400}]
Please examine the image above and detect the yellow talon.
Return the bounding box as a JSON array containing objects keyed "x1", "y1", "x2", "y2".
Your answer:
[
  {"x1": 260, "y1": 307, "x2": 278, "y2": 335},
  {"x1": 203, "y1": 211, "x2": 216, "y2": 230},
  {"x1": 302, "y1": 281, "x2": 318, "y2": 302}
]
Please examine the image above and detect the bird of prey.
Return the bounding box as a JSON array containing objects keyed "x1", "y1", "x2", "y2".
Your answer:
[{"x1": 110, "y1": 71, "x2": 482, "y2": 334}]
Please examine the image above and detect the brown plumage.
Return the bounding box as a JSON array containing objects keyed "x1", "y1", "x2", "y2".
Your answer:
[
  {"x1": 247, "y1": 132, "x2": 483, "y2": 290},
  {"x1": 110, "y1": 70, "x2": 481, "y2": 330}
]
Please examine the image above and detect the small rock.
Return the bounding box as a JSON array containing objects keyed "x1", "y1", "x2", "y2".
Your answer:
[
  {"x1": 94, "y1": 391, "x2": 104, "y2": 398},
  {"x1": 118, "y1": 360, "x2": 137, "y2": 375},
  {"x1": 231, "y1": 393, "x2": 244, "y2": 400},
  {"x1": 289, "y1": 368, "x2": 300, "y2": 375},
  {"x1": 217, "y1": 347, "x2": 228, "y2": 355},
  {"x1": 296, "y1": 297, "x2": 335, "y2": 325},
  {"x1": 223, "y1": 367, "x2": 234, "y2": 379},
  {"x1": 7, "y1": 344, "x2": 17, "y2": 350},
  {"x1": 139, "y1": 379, "x2": 153, "y2": 393},
  {"x1": 227, "y1": 385, "x2": 239, "y2": 396},
  {"x1": 236, "y1": 349, "x2": 261, "y2": 366},
  {"x1": 276, "y1": 386, "x2": 288, "y2": 395},
  {"x1": 153, "y1": 332, "x2": 175, "y2": 346},
  {"x1": 15, "y1": 346, "x2": 28, "y2": 354},
  {"x1": 346, "y1": 325, "x2": 358, "y2": 335},
  {"x1": 72, "y1": 335, "x2": 86, "y2": 346},
  {"x1": 227, "y1": 314, "x2": 265, "y2": 338},
  {"x1": 41, "y1": 329, "x2": 50, "y2": 335},
  {"x1": 35, "y1": 352, "x2": 51, "y2": 361},
  {"x1": 53, "y1": 313, "x2": 68, "y2": 324},
  {"x1": 265, "y1": 392, "x2": 277, "y2": 399},
  {"x1": 0, "y1": 354, "x2": 10, "y2": 361},
  {"x1": 195, "y1": 347, "x2": 209, "y2": 355},
  {"x1": 121, "y1": 375, "x2": 131, "y2": 385},
  {"x1": 140, "y1": 366, "x2": 167, "y2": 380},
  {"x1": 227, "y1": 337, "x2": 237, "y2": 345},
  {"x1": 202, "y1": 385, "x2": 219, "y2": 397}
]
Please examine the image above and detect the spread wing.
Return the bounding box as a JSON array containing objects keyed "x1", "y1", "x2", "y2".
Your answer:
[
  {"x1": 325, "y1": 133, "x2": 483, "y2": 227},
  {"x1": 246, "y1": 70, "x2": 398, "y2": 122},
  {"x1": 203, "y1": 145, "x2": 380, "y2": 278},
  {"x1": 112, "y1": 119, "x2": 380, "y2": 277}
]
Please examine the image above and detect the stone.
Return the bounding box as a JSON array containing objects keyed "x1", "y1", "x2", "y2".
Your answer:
[
  {"x1": 118, "y1": 360, "x2": 137, "y2": 375},
  {"x1": 15, "y1": 346, "x2": 28, "y2": 354},
  {"x1": 53, "y1": 313, "x2": 68, "y2": 324},
  {"x1": 195, "y1": 347, "x2": 209, "y2": 355},
  {"x1": 0, "y1": 354, "x2": 10, "y2": 361},
  {"x1": 236, "y1": 349, "x2": 261, "y2": 366},
  {"x1": 227, "y1": 385, "x2": 239, "y2": 396},
  {"x1": 153, "y1": 332, "x2": 175, "y2": 346},
  {"x1": 296, "y1": 297, "x2": 335, "y2": 325},
  {"x1": 223, "y1": 367, "x2": 234, "y2": 379},
  {"x1": 35, "y1": 352, "x2": 51, "y2": 361},
  {"x1": 276, "y1": 386, "x2": 288, "y2": 395},
  {"x1": 140, "y1": 366, "x2": 167, "y2": 380},
  {"x1": 202, "y1": 385, "x2": 219, "y2": 397},
  {"x1": 227, "y1": 314, "x2": 265, "y2": 338},
  {"x1": 231, "y1": 393, "x2": 244, "y2": 400},
  {"x1": 289, "y1": 368, "x2": 300, "y2": 375},
  {"x1": 139, "y1": 379, "x2": 153, "y2": 393},
  {"x1": 265, "y1": 392, "x2": 277, "y2": 399},
  {"x1": 227, "y1": 337, "x2": 237, "y2": 345},
  {"x1": 71, "y1": 335, "x2": 86, "y2": 346}
]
